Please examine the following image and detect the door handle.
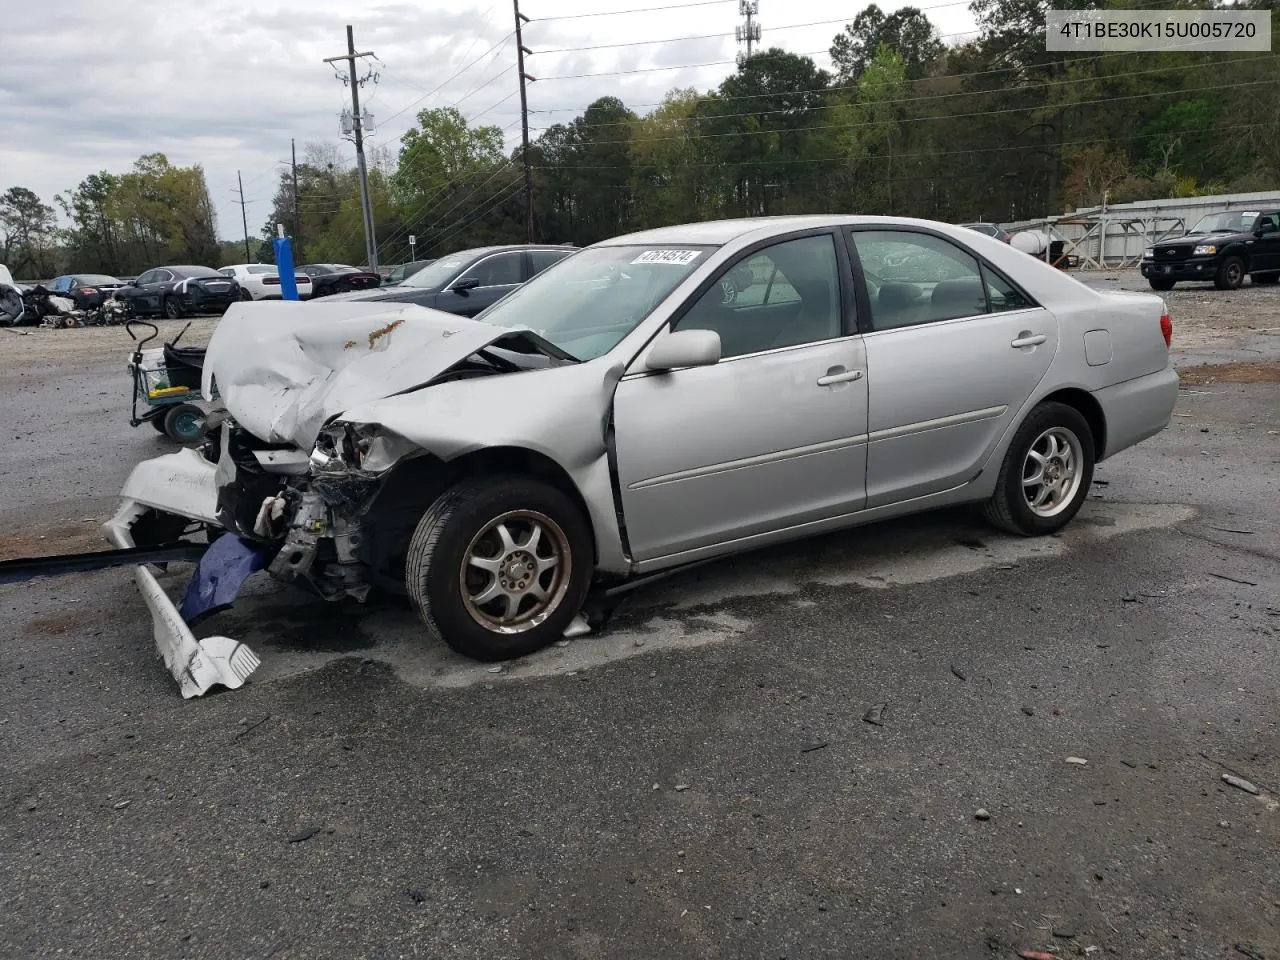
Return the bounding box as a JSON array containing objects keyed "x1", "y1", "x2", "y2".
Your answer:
[
  {"x1": 1011, "y1": 333, "x2": 1047, "y2": 348},
  {"x1": 816, "y1": 368, "x2": 864, "y2": 386}
]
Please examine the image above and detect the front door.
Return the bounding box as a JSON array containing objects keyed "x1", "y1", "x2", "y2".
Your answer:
[
  {"x1": 1251, "y1": 212, "x2": 1280, "y2": 273},
  {"x1": 846, "y1": 228, "x2": 1059, "y2": 507},
  {"x1": 612, "y1": 231, "x2": 869, "y2": 564},
  {"x1": 435, "y1": 251, "x2": 526, "y2": 317}
]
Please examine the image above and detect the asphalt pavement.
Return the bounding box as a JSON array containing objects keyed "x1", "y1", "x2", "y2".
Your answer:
[{"x1": 1, "y1": 275, "x2": 1278, "y2": 960}]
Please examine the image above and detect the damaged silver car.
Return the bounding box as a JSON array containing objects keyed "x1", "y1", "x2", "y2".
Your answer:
[{"x1": 106, "y1": 216, "x2": 1179, "y2": 693}]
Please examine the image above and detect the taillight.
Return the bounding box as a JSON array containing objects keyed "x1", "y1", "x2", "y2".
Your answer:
[
  {"x1": 81, "y1": 287, "x2": 97, "y2": 295},
  {"x1": 1160, "y1": 310, "x2": 1172, "y2": 347}
]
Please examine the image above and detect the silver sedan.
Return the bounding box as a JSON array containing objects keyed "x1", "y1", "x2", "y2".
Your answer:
[{"x1": 109, "y1": 215, "x2": 1179, "y2": 683}]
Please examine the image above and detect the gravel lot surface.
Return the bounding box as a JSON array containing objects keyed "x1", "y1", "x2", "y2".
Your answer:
[{"x1": 2, "y1": 272, "x2": 1278, "y2": 960}]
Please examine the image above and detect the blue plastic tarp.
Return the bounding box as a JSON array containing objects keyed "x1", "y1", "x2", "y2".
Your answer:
[{"x1": 179, "y1": 533, "x2": 271, "y2": 626}]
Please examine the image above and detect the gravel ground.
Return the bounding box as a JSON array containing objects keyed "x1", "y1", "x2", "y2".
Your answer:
[{"x1": 1, "y1": 272, "x2": 1278, "y2": 960}]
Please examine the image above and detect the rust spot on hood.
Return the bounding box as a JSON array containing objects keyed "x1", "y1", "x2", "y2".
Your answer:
[{"x1": 367, "y1": 318, "x2": 405, "y2": 349}]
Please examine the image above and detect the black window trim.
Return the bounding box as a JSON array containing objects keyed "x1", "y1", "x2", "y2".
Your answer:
[
  {"x1": 844, "y1": 224, "x2": 1041, "y2": 334},
  {"x1": 656, "y1": 226, "x2": 860, "y2": 364}
]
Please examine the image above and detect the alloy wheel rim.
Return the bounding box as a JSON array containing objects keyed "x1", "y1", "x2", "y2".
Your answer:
[
  {"x1": 1021, "y1": 427, "x2": 1084, "y2": 518},
  {"x1": 459, "y1": 510, "x2": 571, "y2": 634}
]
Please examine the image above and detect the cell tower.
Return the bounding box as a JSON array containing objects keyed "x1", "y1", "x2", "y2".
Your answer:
[{"x1": 735, "y1": 0, "x2": 760, "y2": 67}]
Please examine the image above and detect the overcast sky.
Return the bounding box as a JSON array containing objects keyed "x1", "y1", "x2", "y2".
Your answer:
[{"x1": 0, "y1": 0, "x2": 978, "y2": 247}]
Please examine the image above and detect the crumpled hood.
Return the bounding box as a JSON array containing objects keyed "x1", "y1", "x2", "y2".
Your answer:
[{"x1": 202, "y1": 300, "x2": 523, "y2": 450}]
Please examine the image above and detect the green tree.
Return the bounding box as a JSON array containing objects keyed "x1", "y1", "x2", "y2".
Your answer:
[
  {"x1": 0, "y1": 187, "x2": 58, "y2": 277},
  {"x1": 830, "y1": 5, "x2": 942, "y2": 82}
]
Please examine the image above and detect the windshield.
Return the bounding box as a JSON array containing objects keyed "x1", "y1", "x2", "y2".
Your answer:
[
  {"x1": 399, "y1": 253, "x2": 475, "y2": 289},
  {"x1": 476, "y1": 244, "x2": 714, "y2": 361},
  {"x1": 1189, "y1": 211, "x2": 1258, "y2": 234}
]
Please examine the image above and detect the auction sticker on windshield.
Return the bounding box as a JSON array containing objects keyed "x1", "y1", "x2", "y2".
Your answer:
[{"x1": 632, "y1": 250, "x2": 702, "y2": 265}]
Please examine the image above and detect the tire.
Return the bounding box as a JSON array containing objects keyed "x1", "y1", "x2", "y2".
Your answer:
[
  {"x1": 1213, "y1": 256, "x2": 1245, "y2": 290},
  {"x1": 404, "y1": 475, "x2": 593, "y2": 661},
  {"x1": 982, "y1": 401, "x2": 1095, "y2": 537},
  {"x1": 1251, "y1": 272, "x2": 1280, "y2": 285},
  {"x1": 1147, "y1": 277, "x2": 1175, "y2": 291},
  {"x1": 149, "y1": 414, "x2": 168, "y2": 433},
  {"x1": 163, "y1": 403, "x2": 206, "y2": 444},
  {"x1": 239, "y1": 288, "x2": 254, "y2": 301},
  {"x1": 162, "y1": 296, "x2": 182, "y2": 319}
]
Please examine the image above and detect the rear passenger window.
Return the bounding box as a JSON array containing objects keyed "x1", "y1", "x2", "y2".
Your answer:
[
  {"x1": 850, "y1": 230, "x2": 989, "y2": 330},
  {"x1": 530, "y1": 250, "x2": 569, "y2": 275},
  {"x1": 982, "y1": 265, "x2": 1034, "y2": 312}
]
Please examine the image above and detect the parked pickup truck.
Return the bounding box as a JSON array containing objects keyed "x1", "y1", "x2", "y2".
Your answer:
[{"x1": 1141, "y1": 209, "x2": 1280, "y2": 291}]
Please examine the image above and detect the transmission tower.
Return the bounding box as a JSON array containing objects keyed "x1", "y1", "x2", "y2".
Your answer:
[{"x1": 735, "y1": 0, "x2": 760, "y2": 67}]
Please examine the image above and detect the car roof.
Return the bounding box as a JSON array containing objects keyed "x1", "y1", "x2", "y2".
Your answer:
[{"x1": 594, "y1": 215, "x2": 1011, "y2": 249}]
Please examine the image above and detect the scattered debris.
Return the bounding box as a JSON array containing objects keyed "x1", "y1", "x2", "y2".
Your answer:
[
  {"x1": 406, "y1": 889, "x2": 427, "y2": 904},
  {"x1": 1052, "y1": 928, "x2": 1076, "y2": 939},
  {"x1": 1122, "y1": 591, "x2": 1139, "y2": 603},
  {"x1": 112, "y1": 800, "x2": 132, "y2": 810},
  {"x1": 486, "y1": 665, "x2": 503, "y2": 674},
  {"x1": 862, "y1": 703, "x2": 886, "y2": 726},
  {"x1": 1120, "y1": 760, "x2": 1136, "y2": 769},
  {"x1": 289, "y1": 827, "x2": 322, "y2": 843},
  {"x1": 974, "y1": 808, "x2": 990, "y2": 821},
  {"x1": 1222, "y1": 774, "x2": 1260, "y2": 795},
  {"x1": 1017, "y1": 949, "x2": 1056, "y2": 959},
  {"x1": 674, "y1": 784, "x2": 690, "y2": 792},
  {"x1": 800, "y1": 742, "x2": 829, "y2": 754},
  {"x1": 235, "y1": 714, "x2": 271, "y2": 739},
  {"x1": 1208, "y1": 572, "x2": 1258, "y2": 587},
  {"x1": 950, "y1": 663, "x2": 968, "y2": 681},
  {"x1": 1065, "y1": 757, "x2": 1089, "y2": 766},
  {"x1": 1208, "y1": 526, "x2": 1255, "y2": 535},
  {"x1": 1235, "y1": 943, "x2": 1266, "y2": 960}
]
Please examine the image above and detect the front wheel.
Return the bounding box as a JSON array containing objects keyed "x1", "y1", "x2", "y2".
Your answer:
[
  {"x1": 1147, "y1": 277, "x2": 1175, "y2": 291},
  {"x1": 404, "y1": 476, "x2": 594, "y2": 661},
  {"x1": 1214, "y1": 256, "x2": 1245, "y2": 290},
  {"x1": 162, "y1": 296, "x2": 182, "y2": 319},
  {"x1": 982, "y1": 401, "x2": 1095, "y2": 536}
]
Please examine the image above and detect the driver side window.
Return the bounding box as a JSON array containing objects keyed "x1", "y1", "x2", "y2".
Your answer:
[
  {"x1": 673, "y1": 234, "x2": 842, "y2": 360},
  {"x1": 461, "y1": 252, "x2": 523, "y2": 287},
  {"x1": 1258, "y1": 213, "x2": 1280, "y2": 234}
]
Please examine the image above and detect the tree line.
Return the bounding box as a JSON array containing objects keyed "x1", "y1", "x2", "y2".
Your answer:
[{"x1": 4, "y1": 0, "x2": 1276, "y2": 277}]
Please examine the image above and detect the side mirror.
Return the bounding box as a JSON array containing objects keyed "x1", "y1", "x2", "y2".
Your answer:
[
  {"x1": 451, "y1": 276, "x2": 481, "y2": 294},
  {"x1": 645, "y1": 329, "x2": 721, "y2": 372}
]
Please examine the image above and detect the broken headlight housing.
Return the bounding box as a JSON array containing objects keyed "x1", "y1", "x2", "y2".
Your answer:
[{"x1": 310, "y1": 422, "x2": 377, "y2": 474}]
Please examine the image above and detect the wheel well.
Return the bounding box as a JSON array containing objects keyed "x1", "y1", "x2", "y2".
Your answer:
[
  {"x1": 359, "y1": 446, "x2": 597, "y2": 590},
  {"x1": 1040, "y1": 388, "x2": 1106, "y2": 459}
]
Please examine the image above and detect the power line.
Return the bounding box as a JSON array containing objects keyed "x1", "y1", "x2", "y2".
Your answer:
[
  {"x1": 529, "y1": 0, "x2": 735, "y2": 21},
  {"x1": 523, "y1": 75, "x2": 1279, "y2": 150},
  {"x1": 417, "y1": 178, "x2": 527, "y2": 257},
  {"x1": 526, "y1": 53, "x2": 1275, "y2": 135},
  {"x1": 378, "y1": 159, "x2": 520, "y2": 255}
]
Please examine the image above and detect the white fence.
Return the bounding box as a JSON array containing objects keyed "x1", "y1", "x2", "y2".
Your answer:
[{"x1": 1004, "y1": 190, "x2": 1280, "y2": 269}]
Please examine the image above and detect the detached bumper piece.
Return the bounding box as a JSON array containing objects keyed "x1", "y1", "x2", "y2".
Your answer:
[{"x1": 105, "y1": 449, "x2": 265, "y2": 699}]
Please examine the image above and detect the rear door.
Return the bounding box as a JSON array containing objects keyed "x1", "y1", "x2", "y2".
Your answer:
[
  {"x1": 846, "y1": 227, "x2": 1059, "y2": 507},
  {"x1": 1252, "y1": 212, "x2": 1280, "y2": 273},
  {"x1": 612, "y1": 230, "x2": 870, "y2": 564}
]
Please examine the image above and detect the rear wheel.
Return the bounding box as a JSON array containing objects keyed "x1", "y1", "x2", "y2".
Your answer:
[
  {"x1": 163, "y1": 403, "x2": 206, "y2": 444},
  {"x1": 982, "y1": 401, "x2": 1095, "y2": 536},
  {"x1": 162, "y1": 296, "x2": 182, "y2": 319},
  {"x1": 1147, "y1": 277, "x2": 1175, "y2": 292},
  {"x1": 239, "y1": 288, "x2": 254, "y2": 301},
  {"x1": 1251, "y1": 272, "x2": 1280, "y2": 285},
  {"x1": 149, "y1": 414, "x2": 169, "y2": 433},
  {"x1": 404, "y1": 476, "x2": 593, "y2": 661},
  {"x1": 1214, "y1": 256, "x2": 1245, "y2": 290}
]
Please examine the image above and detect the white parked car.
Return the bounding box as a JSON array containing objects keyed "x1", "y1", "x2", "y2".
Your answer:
[{"x1": 219, "y1": 263, "x2": 313, "y2": 300}]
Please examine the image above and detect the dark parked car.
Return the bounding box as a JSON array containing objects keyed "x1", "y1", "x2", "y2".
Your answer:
[
  {"x1": 1141, "y1": 209, "x2": 1280, "y2": 291},
  {"x1": 382, "y1": 259, "x2": 435, "y2": 286},
  {"x1": 49, "y1": 273, "x2": 127, "y2": 309},
  {"x1": 115, "y1": 265, "x2": 241, "y2": 318},
  {"x1": 959, "y1": 222, "x2": 1013, "y2": 243},
  {"x1": 321, "y1": 245, "x2": 575, "y2": 316},
  {"x1": 296, "y1": 263, "x2": 382, "y2": 298}
]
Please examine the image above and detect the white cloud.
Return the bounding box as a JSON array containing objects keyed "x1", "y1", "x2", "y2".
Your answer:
[{"x1": 0, "y1": 0, "x2": 976, "y2": 248}]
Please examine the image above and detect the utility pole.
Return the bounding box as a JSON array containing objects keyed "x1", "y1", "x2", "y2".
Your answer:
[
  {"x1": 324, "y1": 26, "x2": 378, "y2": 270},
  {"x1": 514, "y1": 0, "x2": 536, "y2": 243},
  {"x1": 234, "y1": 170, "x2": 252, "y2": 261},
  {"x1": 291, "y1": 138, "x2": 302, "y2": 263},
  {"x1": 736, "y1": 0, "x2": 761, "y2": 66}
]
